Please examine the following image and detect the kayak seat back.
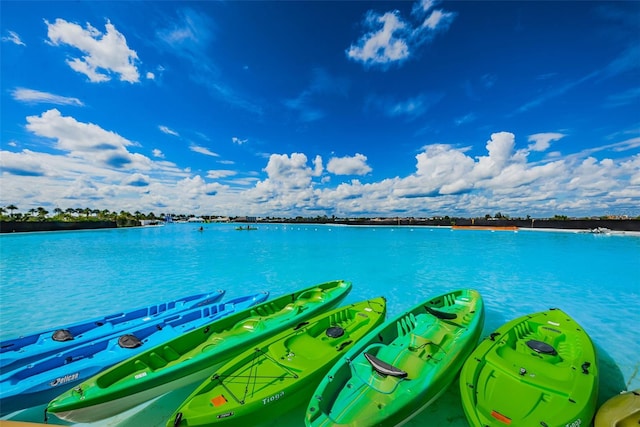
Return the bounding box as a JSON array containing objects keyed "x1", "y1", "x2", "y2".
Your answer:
[
  {"x1": 364, "y1": 353, "x2": 407, "y2": 378},
  {"x1": 425, "y1": 306, "x2": 457, "y2": 320}
]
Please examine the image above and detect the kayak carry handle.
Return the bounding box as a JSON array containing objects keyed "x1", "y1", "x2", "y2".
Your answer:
[
  {"x1": 173, "y1": 412, "x2": 183, "y2": 427},
  {"x1": 336, "y1": 340, "x2": 352, "y2": 351},
  {"x1": 293, "y1": 322, "x2": 309, "y2": 331}
]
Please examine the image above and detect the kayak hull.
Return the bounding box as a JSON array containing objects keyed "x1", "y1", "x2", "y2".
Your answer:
[
  {"x1": 306, "y1": 289, "x2": 484, "y2": 427},
  {"x1": 459, "y1": 308, "x2": 599, "y2": 427},
  {"x1": 0, "y1": 290, "x2": 226, "y2": 372},
  {"x1": 0, "y1": 293, "x2": 268, "y2": 416},
  {"x1": 169, "y1": 297, "x2": 387, "y2": 427},
  {"x1": 46, "y1": 280, "x2": 352, "y2": 423}
]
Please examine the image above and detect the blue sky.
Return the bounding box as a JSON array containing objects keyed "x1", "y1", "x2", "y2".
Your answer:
[{"x1": 1, "y1": 1, "x2": 639, "y2": 218}]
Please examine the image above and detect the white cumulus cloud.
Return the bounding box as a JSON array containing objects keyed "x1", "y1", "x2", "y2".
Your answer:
[
  {"x1": 45, "y1": 18, "x2": 140, "y2": 83},
  {"x1": 347, "y1": 0, "x2": 455, "y2": 68},
  {"x1": 527, "y1": 132, "x2": 566, "y2": 152},
  {"x1": 327, "y1": 154, "x2": 372, "y2": 176},
  {"x1": 347, "y1": 11, "x2": 409, "y2": 66}
]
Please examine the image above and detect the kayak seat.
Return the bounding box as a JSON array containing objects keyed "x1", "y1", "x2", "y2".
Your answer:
[
  {"x1": 492, "y1": 344, "x2": 572, "y2": 385},
  {"x1": 118, "y1": 334, "x2": 142, "y2": 349},
  {"x1": 283, "y1": 333, "x2": 334, "y2": 362},
  {"x1": 409, "y1": 333, "x2": 430, "y2": 348},
  {"x1": 236, "y1": 318, "x2": 264, "y2": 332},
  {"x1": 283, "y1": 302, "x2": 304, "y2": 315},
  {"x1": 52, "y1": 329, "x2": 74, "y2": 342},
  {"x1": 298, "y1": 288, "x2": 324, "y2": 302}
]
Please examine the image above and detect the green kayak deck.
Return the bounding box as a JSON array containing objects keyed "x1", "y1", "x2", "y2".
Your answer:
[
  {"x1": 460, "y1": 308, "x2": 598, "y2": 427},
  {"x1": 46, "y1": 280, "x2": 352, "y2": 423},
  {"x1": 306, "y1": 289, "x2": 484, "y2": 426},
  {"x1": 168, "y1": 297, "x2": 387, "y2": 427}
]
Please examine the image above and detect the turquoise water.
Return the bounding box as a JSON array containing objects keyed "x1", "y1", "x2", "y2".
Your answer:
[{"x1": 1, "y1": 223, "x2": 639, "y2": 425}]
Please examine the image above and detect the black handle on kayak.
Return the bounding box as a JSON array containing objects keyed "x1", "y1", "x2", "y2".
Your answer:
[
  {"x1": 173, "y1": 412, "x2": 183, "y2": 427},
  {"x1": 336, "y1": 340, "x2": 352, "y2": 351},
  {"x1": 293, "y1": 321, "x2": 309, "y2": 330}
]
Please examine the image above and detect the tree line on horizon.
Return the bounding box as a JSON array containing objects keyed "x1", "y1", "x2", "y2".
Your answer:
[
  {"x1": 0, "y1": 205, "x2": 166, "y2": 223},
  {"x1": 1, "y1": 204, "x2": 637, "y2": 223}
]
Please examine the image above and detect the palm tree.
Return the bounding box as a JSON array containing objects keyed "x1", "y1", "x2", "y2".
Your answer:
[
  {"x1": 37, "y1": 207, "x2": 49, "y2": 219},
  {"x1": 6, "y1": 204, "x2": 18, "y2": 218}
]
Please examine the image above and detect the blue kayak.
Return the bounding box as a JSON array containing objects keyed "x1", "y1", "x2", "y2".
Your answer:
[
  {"x1": 0, "y1": 292, "x2": 268, "y2": 416},
  {"x1": 0, "y1": 290, "x2": 226, "y2": 372}
]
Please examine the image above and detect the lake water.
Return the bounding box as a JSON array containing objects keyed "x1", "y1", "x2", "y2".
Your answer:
[{"x1": 1, "y1": 223, "x2": 639, "y2": 426}]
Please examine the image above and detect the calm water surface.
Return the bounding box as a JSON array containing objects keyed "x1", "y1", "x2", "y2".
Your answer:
[{"x1": 1, "y1": 223, "x2": 639, "y2": 425}]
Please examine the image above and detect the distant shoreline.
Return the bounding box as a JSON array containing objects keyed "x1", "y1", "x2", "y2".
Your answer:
[
  {"x1": 0, "y1": 220, "x2": 118, "y2": 234},
  {"x1": 270, "y1": 218, "x2": 640, "y2": 233},
  {"x1": 2, "y1": 218, "x2": 639, "y2": 234}
]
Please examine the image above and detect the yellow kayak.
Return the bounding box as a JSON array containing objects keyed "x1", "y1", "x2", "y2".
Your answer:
[{"x1": 594, "y1": 389, "x2": 640, "y2": 427}]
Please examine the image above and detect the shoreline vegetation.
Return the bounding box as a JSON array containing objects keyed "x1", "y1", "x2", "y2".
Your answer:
[{"x1": 0, "y1": 206, "x2": 638, "y2": 233}]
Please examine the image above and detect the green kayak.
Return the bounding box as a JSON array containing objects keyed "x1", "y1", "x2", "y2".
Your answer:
[
  {"x1": 459, "y1": 308, "x2": 598, "y2": 427},
  {"x1": 594, "y1": 389, "x2": 640, "y2": 427},
  {"x1": 168, "y1": 297, "x2": 387, "y2": 427},
  {"x1": 306, "y1": 289, "x2": 484, "y2": 426},
  {"x1": 46, "y1": 280, "x2": 352, "y2": 423}
]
